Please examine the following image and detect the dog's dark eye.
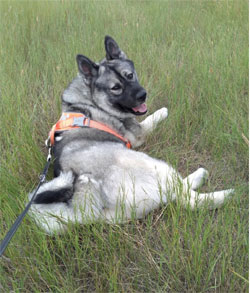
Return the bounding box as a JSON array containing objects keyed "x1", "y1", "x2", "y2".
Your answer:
[
  {"x1": 127, "y1": 73, "x2": 133, "y2": 80},
  {"x1": 111, "y1": 84, "x2": 122, "y2": 91}
]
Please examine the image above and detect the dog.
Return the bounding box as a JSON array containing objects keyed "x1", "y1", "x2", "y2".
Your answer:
[{"x1": 29, "y1": 36, "x2": 234, "y2": 234}]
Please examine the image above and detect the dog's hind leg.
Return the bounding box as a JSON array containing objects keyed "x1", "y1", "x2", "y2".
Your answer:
[
  {"x1": 182, "y1": 168, "x2": 234, "y2": 209},
  {"x1": 183, "y1": 168, "x2": 209, "y2": 190},
  {"x1": 29, "y1": 172, "x2": 104, "y2": 234},
  {"x1": 180, "y1": 185, "x2": 234, "y2": 210}
]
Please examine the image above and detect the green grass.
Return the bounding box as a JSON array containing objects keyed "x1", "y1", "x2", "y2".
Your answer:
[{"x1": 0, "y1": 0, "x2": 248, "y2": 292}]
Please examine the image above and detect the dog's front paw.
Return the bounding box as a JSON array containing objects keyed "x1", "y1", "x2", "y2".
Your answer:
[
  {"x1": 140, "y1": 107, "x2": 168, "y2": 135},
  {"x1": 153, "y1": 107, "x2": 168, "y2": 124}
]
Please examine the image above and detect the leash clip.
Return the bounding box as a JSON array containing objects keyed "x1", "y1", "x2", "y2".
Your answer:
[
  {"x1": 45, "y1": 136, "x2": 51, "y2": 148},
  {"x1": 47, "y1": 146, "x2": 52, "y2": 162}
]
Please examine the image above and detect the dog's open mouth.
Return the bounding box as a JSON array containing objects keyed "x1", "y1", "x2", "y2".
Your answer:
[
  {"x1": 131, "y1": 103, "x2": 147, "y2": 115},
  {"x1": 115, "y1": 102, "x2": 148, "y2": 116}
]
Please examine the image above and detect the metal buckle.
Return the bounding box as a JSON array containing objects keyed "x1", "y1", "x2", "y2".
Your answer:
[
  {"x1": 84, "y1": 117, "x2": 90, "y2": 127},
  {"x1": 73, "y1": 116, "x2": 90, "y2": 127}
]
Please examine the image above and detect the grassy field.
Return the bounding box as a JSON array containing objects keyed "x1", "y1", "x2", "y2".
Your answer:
[{"x1": 0, "y1": 1, "x2": 248, "y2": 292}]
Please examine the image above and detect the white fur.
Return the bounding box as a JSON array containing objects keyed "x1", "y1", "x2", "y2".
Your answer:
[{"x1": 55, "y1": 136, "x2": 63, "y2": 142}]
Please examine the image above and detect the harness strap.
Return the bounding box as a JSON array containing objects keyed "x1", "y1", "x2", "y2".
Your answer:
[{"x1": 49, "y1": 112, "x2": 131, "y2": 149}]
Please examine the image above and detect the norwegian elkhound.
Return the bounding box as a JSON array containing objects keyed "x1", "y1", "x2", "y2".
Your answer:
[{"x1": 29, "y1": 36, "x2": 234, "y2": 233}]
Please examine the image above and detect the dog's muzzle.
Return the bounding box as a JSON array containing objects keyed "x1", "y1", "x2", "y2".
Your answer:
[{"x1": 136, "y1": 89, "x2": 147, "y2": 103}]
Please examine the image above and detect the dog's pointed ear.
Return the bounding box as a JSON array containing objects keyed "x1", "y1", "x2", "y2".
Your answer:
[
  {"x1": 104, "y1": 35, "x2": 127, "y2": 60},
  {"x1": 76, "y1": 55, "x2": 99, "y2": 82}
]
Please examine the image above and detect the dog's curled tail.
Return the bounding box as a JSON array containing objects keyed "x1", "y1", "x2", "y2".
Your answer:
[{"x1": 29, "y1": 172, "x2": 75, "y2": 204}]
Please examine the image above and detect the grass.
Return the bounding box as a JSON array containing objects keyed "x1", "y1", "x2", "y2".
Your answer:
[{"x1": 0, "y1": 0, "x2": 248, "y2": 292}]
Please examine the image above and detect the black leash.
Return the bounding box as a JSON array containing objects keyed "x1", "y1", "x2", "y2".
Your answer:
[{"x1": 0, "y1": 147, "x2": 52, "y2": 257}]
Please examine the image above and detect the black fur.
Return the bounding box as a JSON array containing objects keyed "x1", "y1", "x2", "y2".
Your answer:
[{"x1": 34, "y1": 187, "x2": 73, "y2": 204}]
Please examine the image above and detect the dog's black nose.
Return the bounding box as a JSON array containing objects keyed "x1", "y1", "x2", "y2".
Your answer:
[{"x1": 136, "y1": 89, "x2": 147, "y2": 102}]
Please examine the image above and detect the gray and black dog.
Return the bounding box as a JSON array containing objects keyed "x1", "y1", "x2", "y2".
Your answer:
[{"x1": 29, "y1": 36, "x2": 234, "y2": 233}]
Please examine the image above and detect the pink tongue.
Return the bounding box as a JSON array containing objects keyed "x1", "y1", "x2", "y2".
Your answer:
[{"x1": 132, "y1": 103, "x2": 147, "y2": 113}]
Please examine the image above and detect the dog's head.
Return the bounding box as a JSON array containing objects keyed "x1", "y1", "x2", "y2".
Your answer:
[{"x1": 76, "y1": 36, "x2": 147, "y2": 118}]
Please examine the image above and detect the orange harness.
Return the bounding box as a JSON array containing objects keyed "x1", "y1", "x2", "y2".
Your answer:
[{"x1": 47, "y1": 112, "x2": 131, "y2": 149}]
